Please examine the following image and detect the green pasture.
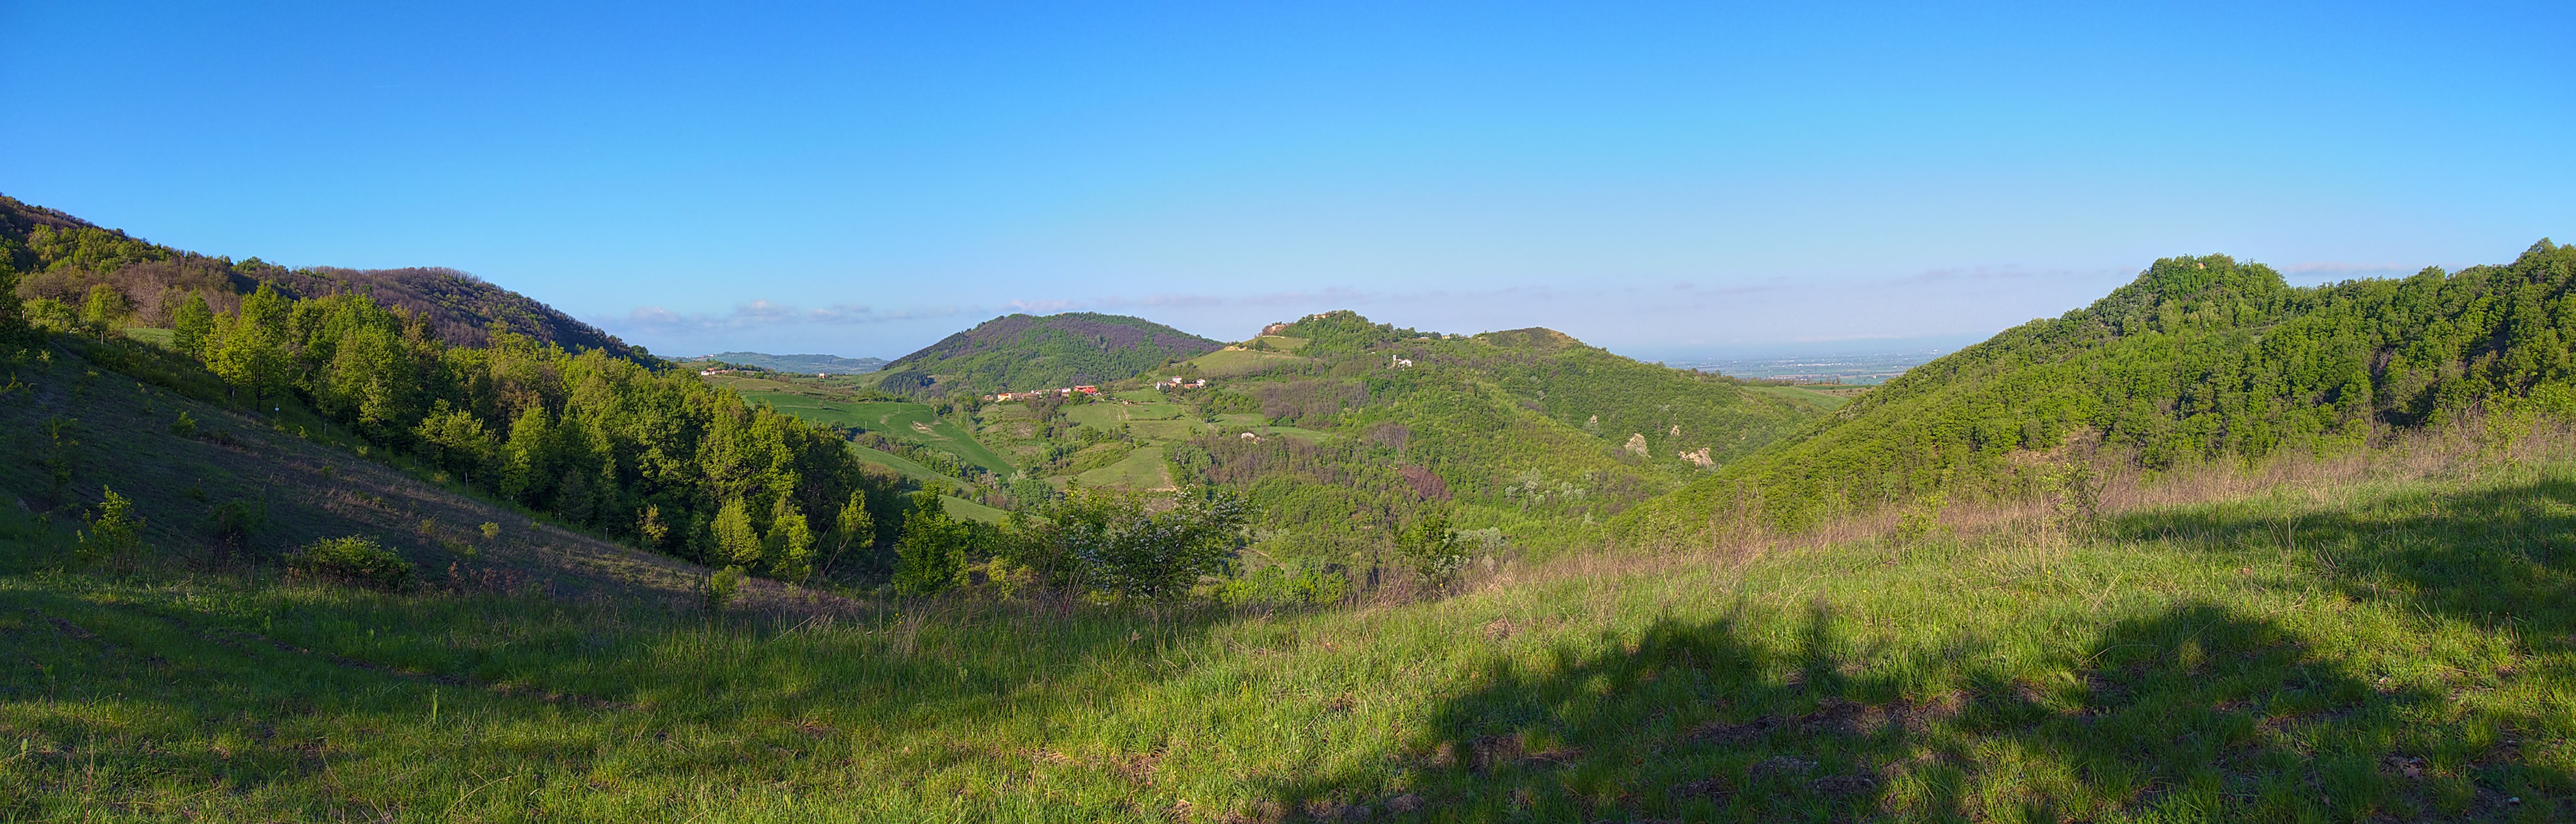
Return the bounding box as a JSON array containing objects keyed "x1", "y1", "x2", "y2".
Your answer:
[
  {"x1": 1186, "y1": 348, "x2": 1307, "y2": 378},
  {"x1": 940, "y1": 494, "x2": 1009, "y2": 525},
  {"x1": 1076, "y1": 445, "x2": 1172, "y2": 490},
  {"x1": 848, "y1": 444, "x2": 949, "y2": 484}
]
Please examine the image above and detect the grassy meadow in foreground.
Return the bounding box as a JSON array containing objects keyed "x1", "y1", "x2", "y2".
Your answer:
[{"x1": 7, "y1": 456, "x2": 2575, "y2": 822}]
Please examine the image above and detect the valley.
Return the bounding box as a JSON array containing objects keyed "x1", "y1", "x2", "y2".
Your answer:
[{"x1": 3, "y1": 192, "x2": 2573, "y2": 822}]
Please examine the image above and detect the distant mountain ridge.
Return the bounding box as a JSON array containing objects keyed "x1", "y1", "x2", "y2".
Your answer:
[
  {"x1": 697, "y1": 352, "x2": 886, "y2": 374},
  {"x1": 0, "y1": 193, "x2": 646, "y2": 360},
  {"x1": 875, "y1": 312, "x2": 1222, "y2": 394}
]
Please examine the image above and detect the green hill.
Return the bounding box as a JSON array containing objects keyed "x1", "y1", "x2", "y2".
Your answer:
[
  {"x1": 0, "y1": 194, "x2": 648, "y2": 360},
  {"x1": 1620, "y1": 240, "x2": 2576, "y2": 543},
  {"x1": 872, "y1": 312, "x2": 1221, "y2": 396},
  {"x1": 1156, "y1": 310, "x2": 1822, "y2": 558}
]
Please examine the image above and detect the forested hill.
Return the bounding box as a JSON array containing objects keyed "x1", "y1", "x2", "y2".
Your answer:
[
  {"x1": 874, "y1": 312, "x2": 1221, "y2": 394},
  {"x1": 1618, "y1": 240, "x2": 2576, "y2": 542},
  {"x1": 0, "y1": 194, "x2": 645, "y2": 359}
]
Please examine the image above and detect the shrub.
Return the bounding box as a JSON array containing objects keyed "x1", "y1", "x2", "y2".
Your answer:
[
  {"x1": 893, "y1": 493, "x2": 968, "y2": 596},
  {"x1": 1022, "y1": 485, "x2": 1250, "y2": 601},
  {"x1": 169, "y1": 411, "x2": 199, "y2": 438},
  {"x1": 286, "y1": 536, "x2": 414, "y2": 591},
  {"x1": 1217, "y1": 559, "x2": 1350, "y2": 608},
  {"x1": 704, "y1": 565, "x2": 745, "y2": 612},
  {"x1": 209, "y1": 499, "x2": 263, "y2": 546},
  {"x1": 1395, "y1": 512, "x2": 1469, "y2": 593},
  {"x1": 78, "y1": 487, "x2": 146, "y2": 562}
]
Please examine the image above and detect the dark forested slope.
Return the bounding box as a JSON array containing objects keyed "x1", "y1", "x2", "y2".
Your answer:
[
  {"x1": 874, "y1": 312, "x2": 1221, "y2": 394},
  {"x1": 1620, "y1": 240, "x2": 2576, "y2": 541},
  {"x1": 0, "y1": 194, "x2": 644, "y2": 358}
]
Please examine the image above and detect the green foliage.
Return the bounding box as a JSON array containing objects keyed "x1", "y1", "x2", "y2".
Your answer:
[
  {"x1": 712, "y1": 498, "x2": 762, "y2": 569},
  {"x1": 284, "y1": 536, "x2": 414, "y2": 591},
  {"x1": 1395, "y1": 511, "x2": 1469, "y2": 591},
  {"x1": 1017, "y1": 485, "x2": 1250, "y2": 600},
  {"x1": 1215, "y1": 558, "x2": 1351, "y2": 608},
  {"x1": 80, "y1": 283, "x2": 128, "y2": 330},
  {"x1": 830, "y1": 490, "x2": 874, "y2": 569},
  {"x1": 170, "y1": 290, "x2": 214, "y2": 356},
  {"x1": 1623, "y1": 243, "x2": 2576, "y2": 539},
  {"x1": 168, "y1": 410, "x2": 197, "y2": 438},
  {"x1": 879, "y1": 312, "x2": 1223, "y2": 396},
  {"x1": 24, "y1": 297, "x2": 76, "y2": 333},
  {"x1": 97, "y1": 280, "x2": 901, "y2": 583},
  {"x1": 703, "y1": 565, "x2": 745, "y2": 612},
  {"x1": 76, "y1": 486, "x2": 146, "y2": 562},
  {"x1": 892, "y1": 492, "x2": 967, "y2": 595},
  {"x1": 765, "y1": 499, "x2": 815, "y2": 582},
  {"x1": 207, "y1": 499, "x2": 262, "y2": 547}
]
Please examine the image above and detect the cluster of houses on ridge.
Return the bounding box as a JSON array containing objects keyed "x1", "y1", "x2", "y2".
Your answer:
[
  {"x1": 986, "y1": 385, "x2": 1100, "y2": 402},
  {"x1": 980, "y1": 376, "x2": 1211, "y2": 402}
]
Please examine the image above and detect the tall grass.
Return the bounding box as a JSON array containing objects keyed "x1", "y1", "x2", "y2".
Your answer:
[{"x1": 7, "y1": 450, "x2": 2575, "y2": 821}]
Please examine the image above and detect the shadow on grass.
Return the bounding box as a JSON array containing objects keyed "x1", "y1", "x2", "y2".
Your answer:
[
  {"x1": 0, "y1": 576, "x2": 1236, "y2": 819},
  {"x1": 2103, "y1": 470, "x2": 2576, "y2": 656},
  {"x1": 1269, "y1": 599, "x2": 2564, "y2": 822}
]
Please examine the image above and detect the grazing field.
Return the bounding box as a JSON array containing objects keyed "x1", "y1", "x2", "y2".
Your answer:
[
  {"x1": 10, "y1": 457, "x2": 2571, "y2": 821},
  {"x1": 849, "y1": 444, "x2": 951, "y2": 484},
  {"x1": 1126, "y1": 418, "x2": 1212, "y2": 442},
  {"x1": 1248, "y1": 335, "x2": 1310, "y2": 351},
  {"x1": 1063, "y1": 401, "x2": 1190, "y2": 431},
  {"x1": 1076, "y1": 445, "x2": 1173, "y2": 490},
  {"x1": 939, "y1": 494, "x2": 1010, "y2": 525}
]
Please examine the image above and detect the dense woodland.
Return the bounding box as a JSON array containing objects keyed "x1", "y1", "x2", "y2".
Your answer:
[{"x1": 874, "y1": 311, "x2": 1222, "y2": 395}]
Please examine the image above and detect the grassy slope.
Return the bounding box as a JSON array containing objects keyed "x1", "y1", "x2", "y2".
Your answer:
[
  {"x1": 9, "y1": 455, "x2": 2570, "y2": 821},
  {"x1": 1186, "y1": 347, "x2": 1309, "y2": 378},
  {"x1": 849, "y1": 444, "x2": 949, "y2": 484},
  {"x1": 0, "y1": 340, "x2": 819, "y2": 611},
  {"x1": 734, "y1": 389, "x2": 1017, "y2": 477},
  {"x1": 1074, "y1": 445, "x2": 1173, "y2": 490},
  {"x1": 940, "y1": 494, "x2": 1009, "y2": 525}
]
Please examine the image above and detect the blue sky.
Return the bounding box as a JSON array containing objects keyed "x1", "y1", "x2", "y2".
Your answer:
[{"x1": 5, "y1": 1, "x2": 2570, "y2": 360}]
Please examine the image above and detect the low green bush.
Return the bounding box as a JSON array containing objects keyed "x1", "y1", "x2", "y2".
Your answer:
[{"x1": 285, "y1": 536, "x2": 414, "y2": 591}]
